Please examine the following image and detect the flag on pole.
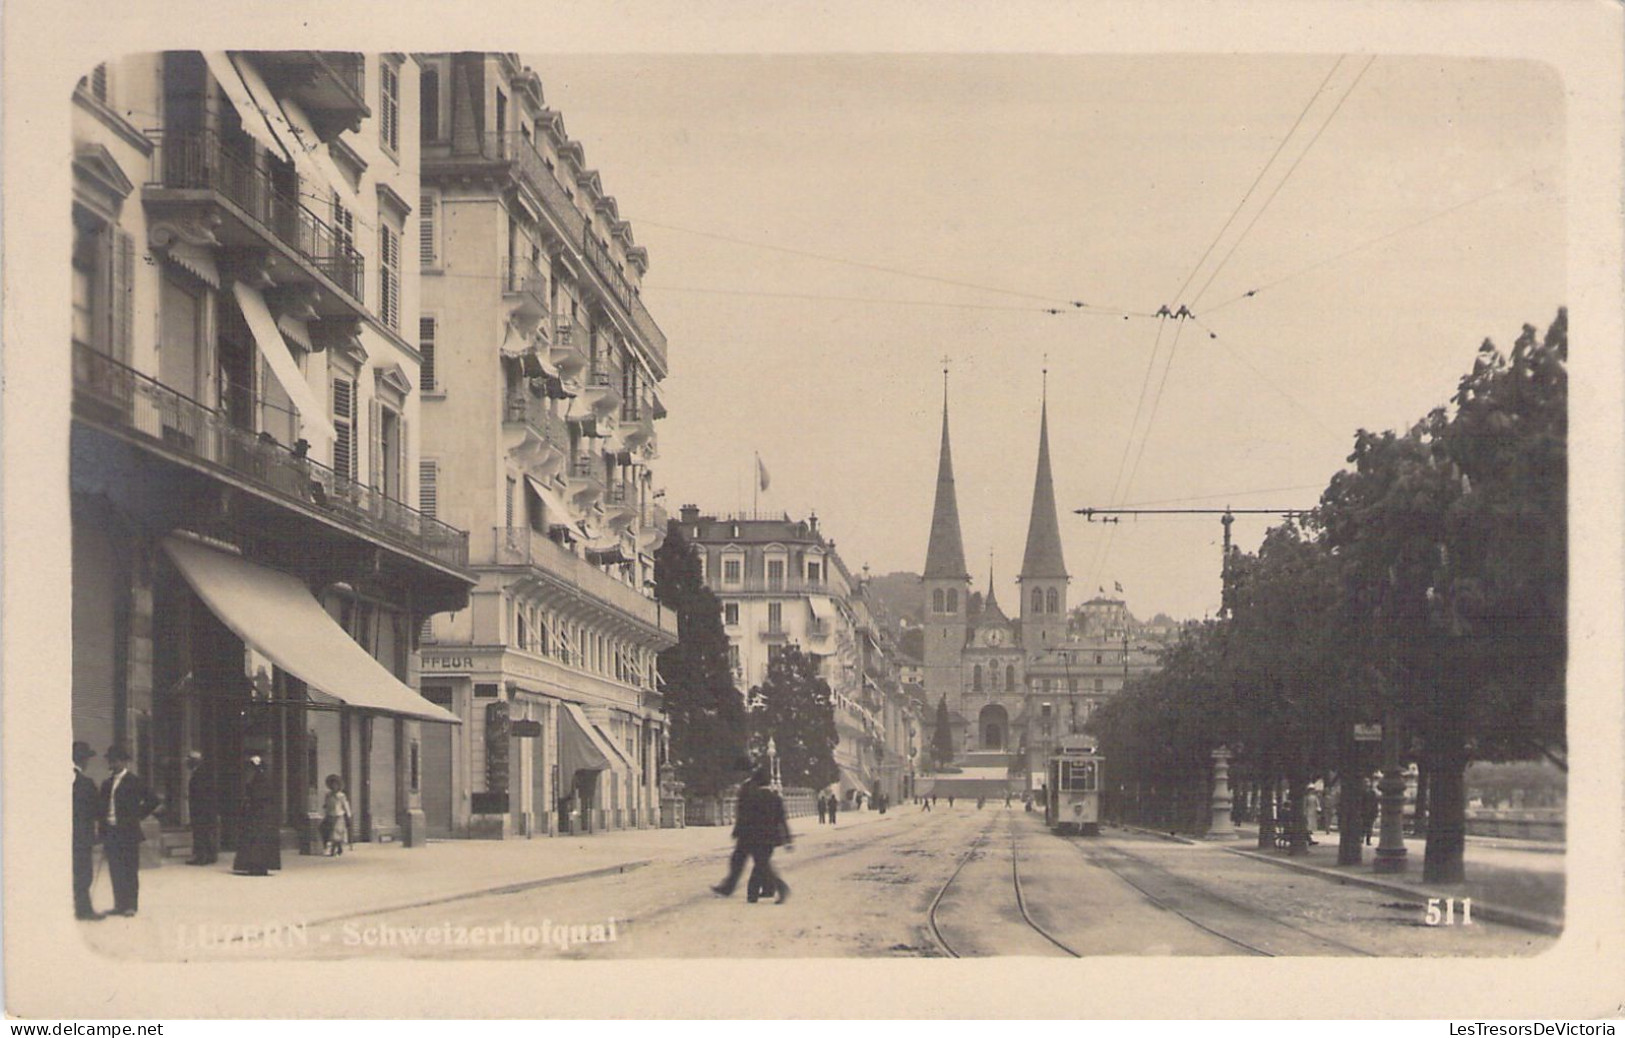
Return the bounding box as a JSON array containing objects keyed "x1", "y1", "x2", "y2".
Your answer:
[
  {"x1": 756, "y1": 455, "x2": 771, "y2": 492},
  {"x1": 1114, "y1": 581, "x2": 1124, "y2": 593}
]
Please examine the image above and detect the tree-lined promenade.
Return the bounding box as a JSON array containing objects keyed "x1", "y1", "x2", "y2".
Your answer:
[{"x1": 1090, "y1": 311, "x2": 1567, "y2": 883}]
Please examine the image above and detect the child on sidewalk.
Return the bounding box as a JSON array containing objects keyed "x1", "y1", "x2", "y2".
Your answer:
[{"x1": 322, "y1": 774, "x2": 352, "y2": 857}]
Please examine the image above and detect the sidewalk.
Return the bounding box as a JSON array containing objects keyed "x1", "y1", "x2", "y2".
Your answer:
[
  {"x1": 79, "y1": 807, "x2": 897, "y2": 958},
  {"x1": 1203, "y1": 825, "x2": 1564, "y2": 935}
]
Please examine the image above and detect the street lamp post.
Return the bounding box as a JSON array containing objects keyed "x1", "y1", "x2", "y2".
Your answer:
[
  {"x1": 1372, "y1": 712, "x2": 1408, "y2": 874},
  {"x1": 766, "y1": 736, "x2": 781, "y2": 792}
]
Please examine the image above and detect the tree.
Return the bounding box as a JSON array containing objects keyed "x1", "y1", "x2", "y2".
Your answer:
[
  {"x1": 654, "y1": 522, "x2": 747, "y2": 799},
  {"x1": 932, "y1": 695, "x2": 954, "y2": 768},
  {"x1": 748, "y1": 645, "x2": 839, "y2": 789}
]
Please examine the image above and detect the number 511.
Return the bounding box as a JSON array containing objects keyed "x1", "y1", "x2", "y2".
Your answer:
[{"x1": 1425, "y1": 897, "x2": 1473, "y2": 926}]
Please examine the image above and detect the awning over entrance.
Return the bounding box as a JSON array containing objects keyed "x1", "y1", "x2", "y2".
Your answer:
[
  {"x1": 838, "y1": 765, "x2": 870, "y2": 797},
  {"x1": 232, "y1": 282, "x2": 337, "y2": 443},
  {"x1": 557, "y1": 703, "x2": 612, "y2": 777},
  {"x1": 162, "y1": 536, "x2": 459, "y2": 724}
]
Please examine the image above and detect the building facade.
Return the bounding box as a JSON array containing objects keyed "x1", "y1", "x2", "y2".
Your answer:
[
  {"x1": 679, "y1": 509, "x2": 919, "y2": 804},
  {"x1": 412, "y1": 53, "x2": 677, "y2": 839},
  {"x1": 920, "y1": 386, "x2": 1160, "y2": 790},
  {"x1": 70, "y1": 52, "x2": 472, "y2": 861}
]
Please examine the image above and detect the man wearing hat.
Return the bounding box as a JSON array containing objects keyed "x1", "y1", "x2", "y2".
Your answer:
[
  {"x1": 99, "y1": 744, "x2": 161, "y2": 916},
  {"x1": 184, "y1": 750, "x2": 219, "y2": 866},
  {"x1": 72, "y1": 741, "x2": 102, "y2": 920},
  {"x1": 710, "y1": 756, "x2": 793, "y2": 904}
]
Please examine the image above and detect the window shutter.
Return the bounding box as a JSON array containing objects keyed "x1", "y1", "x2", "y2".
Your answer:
[
  {"x1": 112, "y1": 229, "x2": 135, "y2": 362},
  {"x1": 332, "y1": 377, "x2": 355, "y2": 481},
  {"x1": 369, "y1": 397, "x2": 382, "y2": 490},
  {"x1": 419, "y1": 459, "x2": 438, "y2": 518},
  {"x1": 419, "y1": 316, "x2": 436, "y2": 390},
  {"x1": 419, "y1": 193, "x2": 437, "y2": 267}
]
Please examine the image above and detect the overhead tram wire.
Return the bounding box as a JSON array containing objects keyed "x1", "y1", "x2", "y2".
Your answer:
[
  {"x1": 1189, "y1": 55, "x2": 1378, "y2": 309},
  {"x1": 1087, "y1": 314, "x2": 1171, "y2": 584},
  {"x1": 1200, "y1": 169, "x2": 1545, "y2": 315},
  {"x1": 1165, "y1": 55, "x2": 1346, "y2": 308},
  {"x1": 635, "y1": 217, "x2": 1158, "y2": 319},
  {"x1": 642, "y1": 283, "x2": 1142, "y2": 317}
]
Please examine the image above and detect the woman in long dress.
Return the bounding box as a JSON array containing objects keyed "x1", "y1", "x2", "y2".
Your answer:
[{"x1": 232, "y1": 752, "x2": 281, "y2": 876}]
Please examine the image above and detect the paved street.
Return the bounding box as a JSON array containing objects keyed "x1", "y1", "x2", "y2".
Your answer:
[{"x1": 80, "y1": 807, "x2": 1556, "y2": 960}]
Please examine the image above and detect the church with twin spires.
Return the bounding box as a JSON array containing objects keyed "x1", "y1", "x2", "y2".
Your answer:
[{"x1": 922, "y1": 381, "x2": 1159, "y2": 792}]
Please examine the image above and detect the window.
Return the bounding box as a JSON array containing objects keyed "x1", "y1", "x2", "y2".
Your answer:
[
  {"x1": 419, "y1": 63, "x2": 440, "y2": 140},
  {"x1": 723, "y1": 602, "x2": 739, "y2": 627},
  {"x1": 945, "y1": 589, "x2": 958, "y2": 613},
  {"x1": 1047, "y1": 588, "x2": 1059, "y2": 613},
  {"x1": 376, "y1": 406, "x2": 401, "y2": 499},
  {"x1": 723, "y1": 558, "x2": 742, "y2": 585},
  {"x1": 973, "y1": 665, "x2": 983, "y2": 691},
  {"x1": 728, "y1": 644, "x2": 741, "y2": 673},
  {"x1": 379, "y1": 223, "x2": 400, "y2": 331},
  {"x1": 505, "y1": 476, "x2": 516, "y2": 529},
  {"x1": 332, "y1": 196, "x2": 355, "y2": 254},
  {"x1": 807, "y1": 560, "x2": 822, "y2": 585},
  {"x1": 515, "y1": 606, "x2": 527, "y2": 650},
  {"x1": 1068, "y1": 676, "x2": 1079, "y2": 694},
  {"x1": 72, "y1": 209, "x2": 133, "y2": 360},
  {"x1": 1006, "y1": 664, "x2": 1016, "y2": 689},
  {"x1": 767, "y1": 644, "x2": 783, "y2": 668},
  {"x1": 495, "y1": 90, "x2": 507, "y2": 137},
  {"x1": 766, "y1": 558, "x2": 785, "y2": 590},
  {"x1": 379, "y1": 59, "x2": 399, "y2": 154},
  {"x1": 419, "y1": 317, "x2": 437, "y2": 391},
  {"x1": 1095, "y1": 678, "x2": 1104, "y2": 693},
  {"x1": 767, "y1": 602, "x2": 783, "y2": 630},
  {"x1": 1031, "y1": 588, "x2": 1043, "y2": 614},
  {"x1": 419, "y1": 192, "x2": 439, "y2": 268},
  {"x1": 419, "y1": 460, "x2": 438, "y2": 518},
  {"x1": 991, "y1": 665, "x2": 1001, "y2": 692},
  {"x1": 1095, "y1": 653, "x2": 1103, "y2": 665},
  {"x1": 331, "y1": 376, "x2": 357, "y2": 481}
]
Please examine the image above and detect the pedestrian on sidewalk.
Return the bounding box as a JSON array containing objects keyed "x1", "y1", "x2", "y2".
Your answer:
[
  {"x1": 816, "y1": 792, "x2": 828, "y2": 825},
  {"x1": 99, "y1": 744, "x2": 161, "y2": 916},
  {"x1": 921, "y1": 796, "x2": 931, "y2": 812},
  {"x1": 185, "y1": 750, "x2": 219, "y2": 866},
  {"x1": 73, "y1": 741, "x2": 102, "y2": 920},
  {"x1": 1304, "y1": 788, "x2": 1322, "y2": 838},
  {"x1": 828, "y1": 793, "x2": 839, "y2": 826},
  {"x1": 1361, "y1": 778, "x2": 1380, "y2": 846},
  {"x1": 712, "y1": 759, "x2": 792, "y2": 904},
  {"x1": 322, "y1": 775, "x2": 352, "y2": 856},
  {"x1": 233, "y1": 751, "x2": 281, "y2": 877}
]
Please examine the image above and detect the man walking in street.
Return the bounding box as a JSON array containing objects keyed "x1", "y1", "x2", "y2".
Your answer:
[
  {"x1": 73, "y1": 741, "x2": 102, "y2": 920},
  {"x1": 711, "y1": 759, "x2": 793, "y2": 904},
  {"x1": 99, "y1": 744, "x2": 161, "y2": 916},
  {"x1": 185, "y1": 750, "x2": 219, "y2": 865}
]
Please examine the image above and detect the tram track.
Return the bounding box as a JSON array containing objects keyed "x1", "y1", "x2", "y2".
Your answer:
[
  {"x1": 926, "y1": 813, "x2": 1081, "y2": 958},
  {"x1": 1068, "y1": 833, "x2": 1378, "y2": 957}
]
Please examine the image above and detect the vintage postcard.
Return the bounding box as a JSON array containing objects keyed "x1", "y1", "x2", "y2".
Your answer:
[{"x1": 4, "y1": 0, "x2": 1622, "y2": 1021}]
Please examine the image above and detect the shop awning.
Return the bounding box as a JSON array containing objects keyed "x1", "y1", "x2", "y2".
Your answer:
[
  {"x1": 590, "y1": 716, "x2": 636, "y2": 772},
  {"x1": 232, "y1": 282, "x2": 336, "y2": 443},
  {"x1": 808, "y1": 596, "x2": 836, "y2": 621},
  {"x1": 838, "y1": 765, "x2": 870, "y2": 797},
  {"x1": 558, "y1": 703, "x2": 612, "y2": 776},
  {"x1": 161, "y1": 536, "x2": 460, "y2": 724},
  {"x1": 202, "y1": 53, "x2": 291, "y2": 161}
]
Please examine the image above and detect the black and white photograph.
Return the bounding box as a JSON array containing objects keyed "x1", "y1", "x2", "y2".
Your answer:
[{"x1": 4, "y1": 0, "x2": 1623, "y2": 1022}]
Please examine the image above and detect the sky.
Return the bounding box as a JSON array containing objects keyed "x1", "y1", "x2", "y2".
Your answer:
[{"x1": 529, "y1": 53, "x2": 1564, "y2": 621}]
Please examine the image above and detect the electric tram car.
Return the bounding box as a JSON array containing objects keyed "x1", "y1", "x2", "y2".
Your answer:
[{"x1": 1044, "y1": 736, "x2": 1104, "y2": 835}]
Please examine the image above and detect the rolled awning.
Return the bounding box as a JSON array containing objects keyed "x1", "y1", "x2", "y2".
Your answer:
[
  {"x1": 202, "y1": 53, "x2": 291, "y2": 161},
  {"x1": 808, "y1": 596, "x2": 836, "y2": 620},
  {"x1": 232, "y1": 282, "x2": 336, "y2": 443},
  {"x1": 162, "y1": 536, "x2": 460, "y2": 724},
  {"x1": 558, "y1": 703, "x2": 611, "y2": 776}
]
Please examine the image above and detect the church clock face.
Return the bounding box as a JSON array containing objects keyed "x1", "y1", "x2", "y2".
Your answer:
[{"x1": 986, "y1": 628, "x2": 1004, "y2": 646}]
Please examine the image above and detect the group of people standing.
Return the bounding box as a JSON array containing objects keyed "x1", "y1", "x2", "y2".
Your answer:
[
  {"x1": 814, "y1": 791, "x2": 840, "y2": 825},
  {"x1": 72, "y1": 740, "x2": 358, "y2": 920}
]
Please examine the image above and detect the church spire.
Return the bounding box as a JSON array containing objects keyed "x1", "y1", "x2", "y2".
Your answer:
[
  {"x1": 1019, "y1": 379, "x2": 1069, "y2": 581},
  {"x1": 923, "y1": 371, "x2": 970, "y2": 580}
]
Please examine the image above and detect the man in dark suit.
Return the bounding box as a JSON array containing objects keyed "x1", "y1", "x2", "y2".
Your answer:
[
  {"x1": 73, "y1": 741, "x2": 102, "y2": 920},
  {"x1": 184, "y1": 751, "x2": 219, "y2": 865},
  {"x1": 711, "y1": 759, "x2": 793, "y2": 904},
  {"x1": 99, "y1": 744, "x2": 161, "y2": 916}
]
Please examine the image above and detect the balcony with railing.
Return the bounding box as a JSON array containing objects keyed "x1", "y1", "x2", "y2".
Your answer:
[
  {"x1": 581, "y1": 365, "x2": 622, "y2": 418},
  {"x1": 144, "y1": 128, "x2": 366, "y2": 316},
  {"x1": 244, "y1": 52, "x2": 369, "y2": 140},
  {"x1": 491, "y1": 525, "x2": 675, "y2": 640},
  {"x1": 73, "y1": 342, "x2": 470, "y2": 571},
  {"x1": 759, "y1": 621, "x2": 791, "y2": 643},
  {"x1": 550, "y1": 319, "x2": 588, "y2": 381},
  {"x1": 566, "y1": 453, "x2": 606, "y2": 508},
  {"x1": 503, "y1": 257, "x2": 552, "y2": 333},
  {"x1": 502, "y1": 390, "x2": 569, "y2": 450},
  {"x1": 602, "y1": 484, "x2": 638, "y2": 530}
]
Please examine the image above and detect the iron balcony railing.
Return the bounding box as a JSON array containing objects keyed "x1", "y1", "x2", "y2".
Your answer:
[
  {"x1": 502, "y1": 257, "x2": 552, "y2": 322},
  {"x1": 502, "y1": 391, "x2": 568, "y2": 447},
  {"x1": 74, "y1": 342, "x2": 469, "y2": 569},
  {"x1": 146, "y1": 128, "x2": 365, "y2": 300},
  {"x1": 311, "y1": 52, "x2": 366, "y2": 101},
  {"x1": 491, "y1": 526, "x2": 673, "y2": 636}
]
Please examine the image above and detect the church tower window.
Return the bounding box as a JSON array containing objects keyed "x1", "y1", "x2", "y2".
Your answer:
[
  {"x1": 1032, "y1": 588, "x2": 1043, "y2": 614},
  {"x1": 932, "y1": 588, "x2": 944, "y2": 612},
  {"x1": 973, "y1": 664, "x2": 982, "y2": 691},
  {"x1": 1047, "y1": 588, "x2": 1059, "y2": 612}
]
